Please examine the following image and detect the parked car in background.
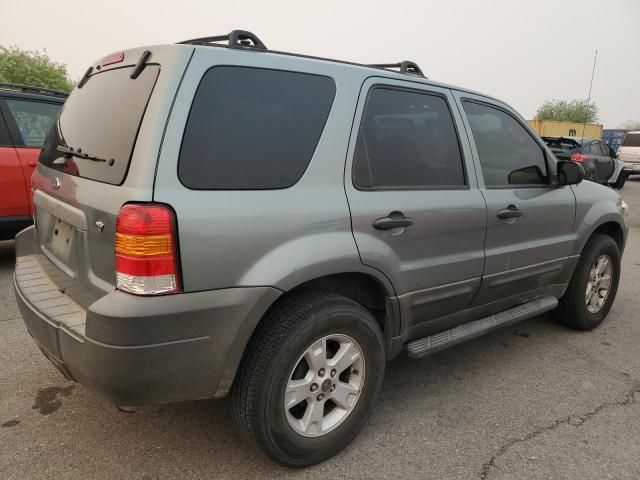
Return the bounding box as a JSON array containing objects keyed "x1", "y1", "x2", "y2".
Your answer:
[
  {"x1": 617, "y1": 131, "x2": 640, "y2": 176},
  {"x1": 14, "y1": 31, "x2": 629, "y2": 467},
  {"x1": 542, "y1": 136, "x2": 626, "y2": 189},
  {"x1": 0, "y1": 83, "x2": 66, "y2": 239}
]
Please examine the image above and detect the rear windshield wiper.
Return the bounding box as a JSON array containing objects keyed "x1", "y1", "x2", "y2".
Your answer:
[{"x1": 56, "y1": 145, "x2": 113, "y2": 165}]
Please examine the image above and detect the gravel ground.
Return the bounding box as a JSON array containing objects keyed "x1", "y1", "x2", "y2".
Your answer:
[{"x1": 1, "y1": 178, "x2": 640, "y2": 480}]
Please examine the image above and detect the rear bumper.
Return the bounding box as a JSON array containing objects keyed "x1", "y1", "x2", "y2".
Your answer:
[
  {"x1": 623, "y1": 162, "x2": 640, "y2": 172},
  {"x1": 14, "y1": 226, "x2": 280, "y2": 405}
]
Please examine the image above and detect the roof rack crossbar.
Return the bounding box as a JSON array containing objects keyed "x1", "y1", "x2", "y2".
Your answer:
[
  {"x1": 369, "y1": 61, "x2": 425, "y2": 77},
  {"x1": 0, "y1": 82, "x2": 69, "y2": 97},
  {"x1": 178, "y1": 30, "x2": 267, "y2": 50}
]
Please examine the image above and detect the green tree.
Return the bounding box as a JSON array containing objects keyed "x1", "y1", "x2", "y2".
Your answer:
[
  {"x1": 535, "y1": 99, "x2": 599, "y2": 123},
  {"x1": 0, "y1": 47, "x2": 73, "y2": 92}
]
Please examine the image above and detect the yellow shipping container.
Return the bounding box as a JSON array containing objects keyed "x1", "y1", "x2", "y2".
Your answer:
[{"x1": 527, "y1": 120, "x2": 603, "y2": 139}]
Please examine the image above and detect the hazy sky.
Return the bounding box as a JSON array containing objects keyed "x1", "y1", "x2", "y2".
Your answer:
[{"x1": 2, "y1": 0, "x2": 639, "y2": 127}]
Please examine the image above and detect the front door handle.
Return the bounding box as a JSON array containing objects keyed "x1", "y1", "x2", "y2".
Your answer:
[
  {"x1": 373, "y1": 213, "x2": 414, "y2": 230},
  {"x1": 497, "y1": 205, "x2": 522, "y2": 220}
]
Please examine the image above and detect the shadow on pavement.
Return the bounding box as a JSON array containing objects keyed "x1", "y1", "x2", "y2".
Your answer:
[{"x1": 0, "y1": 240, "x2": 16, "y2": 271}]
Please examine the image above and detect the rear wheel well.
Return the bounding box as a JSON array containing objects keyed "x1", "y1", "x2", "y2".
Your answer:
[
  {"x1": 281, "y1": 273, "x2": 391, "y2": 334},
  {"x1": 592, "y1": 221, "x2": 624, "y2": 251}
]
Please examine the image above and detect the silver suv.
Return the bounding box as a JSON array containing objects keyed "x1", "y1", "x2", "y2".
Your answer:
[{"x1": 14, "y1": 31, "x2": 629, "y2": 466}]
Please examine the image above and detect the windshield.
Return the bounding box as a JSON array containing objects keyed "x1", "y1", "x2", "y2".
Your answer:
[
  {"x1": 39, "y1": 65, "x2": 160, "y2": 185},
  {"x1": 542, "y1": 137, "x2": 579, "y2": 152},
  {"x1": 622, "y1": 133, "x2": 640, "y2": 148}
]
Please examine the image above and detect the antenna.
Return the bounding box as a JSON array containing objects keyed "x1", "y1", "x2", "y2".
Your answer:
[{"x1": 580, "y1": 49, "x2": 598, "y2": 144}]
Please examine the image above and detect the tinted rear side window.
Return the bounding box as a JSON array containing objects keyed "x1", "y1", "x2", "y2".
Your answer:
[
  {"x1": 353, "y1": 87, "x2": 466, "y2": 189},
  {"x1": 39, "y1": 65, "x2": 160, "y2": 185},
  {"x1": 179, "y1": 67, "x2": 336, "y2": 190},
  {"x1": 622, "y1": 133, "x2": 640, "y2": 147},
  {"x1": 5, "y1": 100, "x2": 61, "y2": 147}
]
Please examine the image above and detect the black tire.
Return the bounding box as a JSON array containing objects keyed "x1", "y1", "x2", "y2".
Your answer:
[
  {"x1": 555, "y1": 234, "x2": 621, "y2": 330},
  {"x1": 611, "y1": 171, "x2": 628, "y2": 190},
  {"x1": 231, "y1": 292, "x2": 385, "y2": 467}
]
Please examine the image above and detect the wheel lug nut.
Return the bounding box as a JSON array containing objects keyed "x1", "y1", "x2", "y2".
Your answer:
[
  {"x1": 317, "y1": 394, "x2": 324, "y2": 401},
  {"x1": 310, "y1": 383, "x2": 318, "y2": 392},
  {"x1": 330, "y1": 369, "x2": 336, "y2": 377},
  {"x1": 330, "y1": 385, "x2": 335, "y2": 393},
  {"x1": 318, "y1": 368, "x2": 326, "y2": 377}
]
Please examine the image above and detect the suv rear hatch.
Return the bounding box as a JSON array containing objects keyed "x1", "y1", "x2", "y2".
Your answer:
[
  {"x1": 541, "y1": 136, "x2": 581, "y2": 161},
  {"x1": 30, "y1": 46, "x2": 193, "y2": 300}
]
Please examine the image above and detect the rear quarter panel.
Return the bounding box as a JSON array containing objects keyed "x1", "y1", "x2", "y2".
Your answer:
[{"x1": 15, "y1": 147, "x2": 39, "y2": 215}]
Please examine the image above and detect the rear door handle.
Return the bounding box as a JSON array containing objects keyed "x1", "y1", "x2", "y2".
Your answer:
[
  {"x1": 497, "y1": 205, "x2": 522, "y2": 219},
  {"x1": 373, "y1": 213, "x2": 414, "y2": 230}
]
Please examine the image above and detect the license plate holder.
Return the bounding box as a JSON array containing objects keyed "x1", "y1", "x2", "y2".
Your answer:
[{"x1": 48, "y1": 218, "x2": 75, "y2": 263}]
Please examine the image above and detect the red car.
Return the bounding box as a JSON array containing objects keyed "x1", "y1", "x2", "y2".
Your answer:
[{"x1": 0, "y1": 83, "x2": 66, "y2": 239}]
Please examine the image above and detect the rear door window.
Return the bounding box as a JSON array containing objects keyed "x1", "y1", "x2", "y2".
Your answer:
[
  {"x1": 5, "y1": 100, "x2": 61, "y2": 147},
  {"x1": 39, "y1": 65, "x2": 160, "y2": 185},
  {"x1": 622, "y1": 133, "x2": 640, "y2": 147},
  {"x1": 462, "y1": 100, "x2": 548, "y2": 187},
  {"x1": 587, "y1": 143, "x2": 600, "y2": 155},
  {"x1": 179, "y1": 66, "x2": 336, "y2": 190},
  {"x1": 599, "y1": 143, "x2": 611, "y2": 156},
  {"x1": 353, "y1": 87, "x2": 466, "y2": 189}
]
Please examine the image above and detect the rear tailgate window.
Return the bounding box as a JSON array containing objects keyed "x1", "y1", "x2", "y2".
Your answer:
[
  {"x1": 542, "y1": 137, "x2": 580, "y2": 152},
  {"x1": 622, "y1": 133, "x2": 640, "y2": 147},
  {"x1": 39, "y1": 65, "x2": 160, "y2": 185}
]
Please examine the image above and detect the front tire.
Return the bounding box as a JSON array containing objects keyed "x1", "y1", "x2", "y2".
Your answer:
[
  {"x1": 231, "y1": 292, "x2": 385, "y2": 467},
  {"x1": 555, "y1": 234, "x2": 621, "y2": 330}
]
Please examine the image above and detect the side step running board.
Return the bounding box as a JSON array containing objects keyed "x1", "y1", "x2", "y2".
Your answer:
[{"x1": 406, "y1": 296, "x2": 558, "y2": 359}]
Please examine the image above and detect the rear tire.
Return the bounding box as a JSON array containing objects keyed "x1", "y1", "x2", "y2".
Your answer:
[
  {"x1": 555, "y1": 234, "x2": 621, "y2": 330},
  {"x1": 231, "y1": 292, "x2": 385, "y2": 467},
  {"x1": 612, "y1": 171, "x2": 628, "y2": 190}
]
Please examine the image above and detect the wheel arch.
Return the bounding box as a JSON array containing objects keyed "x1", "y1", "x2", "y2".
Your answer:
[
  {"x1": 217, "y1": 270, "x2": 401, "y2": 398},
  {"x1": 591, "y1": 221, "x2": 625, "y2": 252}
]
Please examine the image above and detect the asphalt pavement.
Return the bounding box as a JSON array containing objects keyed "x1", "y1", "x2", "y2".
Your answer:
[{"x1": 2, "y1": 178, "x2": 640, "y2": 480}]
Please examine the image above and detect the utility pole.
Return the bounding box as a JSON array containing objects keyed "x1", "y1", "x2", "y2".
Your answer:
[{"x1": 581, "y1": 49, "x2": 598, "y2": 141}]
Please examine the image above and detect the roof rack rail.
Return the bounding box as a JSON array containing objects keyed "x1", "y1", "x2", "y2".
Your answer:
[
  {"x1": 369, "y1": 61, "x2": 425, "y2": 77},
  {"x1": 0, "y1": 82, "x2": 69, "y2": 97},
  {"x1": 177, "y1": 30, "x2": 267, "y2": 50}
]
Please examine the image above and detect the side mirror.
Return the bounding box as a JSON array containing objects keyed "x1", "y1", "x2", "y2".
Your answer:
[{"x1": 557, "y1": 160, "x2": 584, "y2": 186}]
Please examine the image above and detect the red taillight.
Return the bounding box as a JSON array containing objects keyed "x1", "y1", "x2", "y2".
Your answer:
[
  {"x1": 115, "y1": 203, "x2": 181, "y2": 295},
  {"x1": 102, "y1": 51, "x2": 124, "y2": 66},
  {"x1": 570, "y1": 153, "x2": 589, "y2": 163}
]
